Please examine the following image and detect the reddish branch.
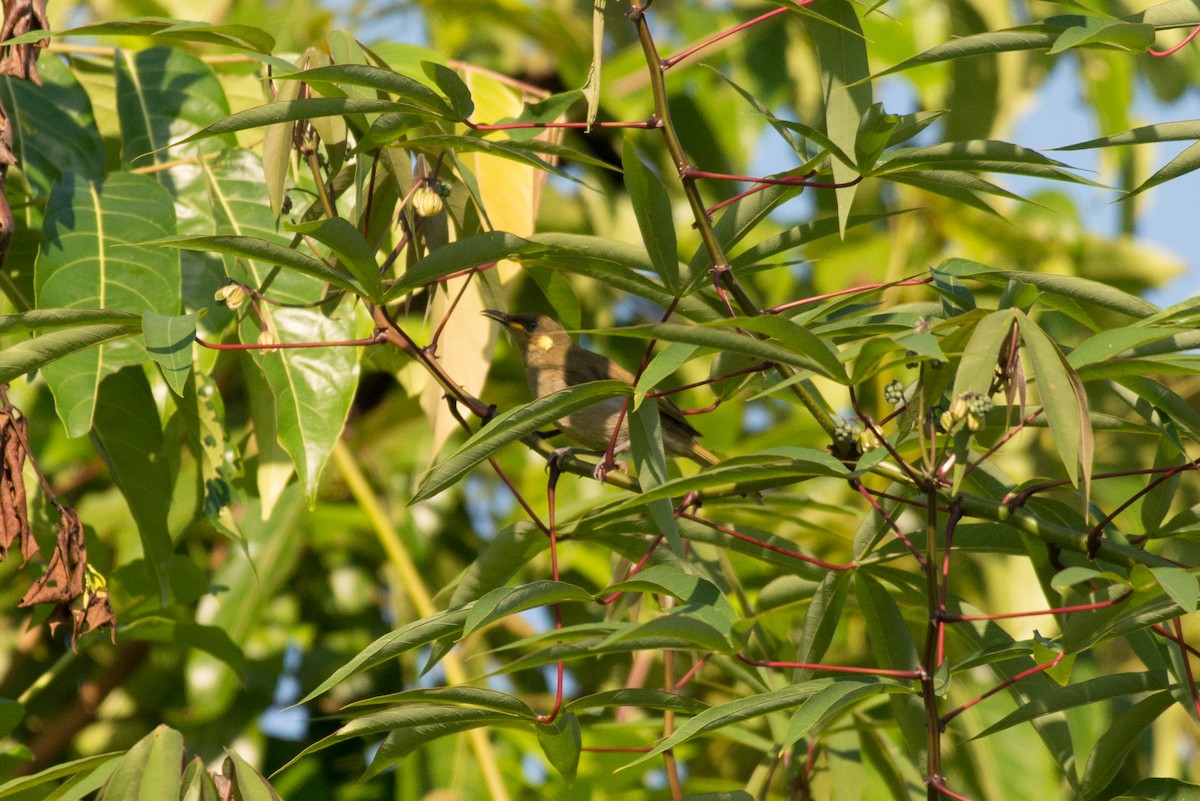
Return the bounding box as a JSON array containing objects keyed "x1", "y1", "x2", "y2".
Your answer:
[
  {"x1": 1149, "y1": 23, "x2": 1200, "y2": 57},
  {"x1": 738, "y1": 653, "x2": 922, "y2": 680},
  {"x1": 939, "y1": 651, "x2": 1065, "y2": 727}
]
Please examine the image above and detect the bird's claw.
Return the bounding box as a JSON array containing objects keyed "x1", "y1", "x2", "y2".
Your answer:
[
  {"x1": 592, "y1": 458, "x2": 627, "y2": 482},
  {"x1": 548, "y1": 447, "x2": 577, "y2": 472}
]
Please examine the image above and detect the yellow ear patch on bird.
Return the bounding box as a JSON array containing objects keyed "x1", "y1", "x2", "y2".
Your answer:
[{"x1": 535, "y1": 334, "x2": 555, "y2": 351}]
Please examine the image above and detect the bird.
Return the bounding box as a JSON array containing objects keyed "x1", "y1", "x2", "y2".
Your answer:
[{"x1": 482, "y1": 310, "x2": 719, "y2": 479}]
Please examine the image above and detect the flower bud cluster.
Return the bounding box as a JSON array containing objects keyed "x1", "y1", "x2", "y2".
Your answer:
[
  {"x1": 939, "y1": 391, "x2": 993, "y2": 433},
  {"x1": 834, "y1": 417, "x2": 881, "y2": 453},
  {"x1": 884, "y1": 380, "x2": 905, "y2": 406}
]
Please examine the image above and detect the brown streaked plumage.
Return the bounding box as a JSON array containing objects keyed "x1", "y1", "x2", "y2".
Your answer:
[{"x1": 483, "y1": 310, "x2": 720, "y2": 474}]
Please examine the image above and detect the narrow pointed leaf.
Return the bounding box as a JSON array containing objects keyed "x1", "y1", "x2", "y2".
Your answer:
[
  {"x1": 622, "y1": 140, "x2": 679, "y2": 292},
  {"x1": 1016, "y1": 312, "x2": 1093, "y2": 499},
  {"x1": 160, "y1": 235, "x2": 364, "y2": 295},
  {"x1": 463, "y1": 580, "x2": 594, "y2": 636},
  {"x1": 299, "y1": 608, "x2": 471, "y2": 704},
  {"x1": 413, "y1": 380, "x2": 631, "y2": 502}
]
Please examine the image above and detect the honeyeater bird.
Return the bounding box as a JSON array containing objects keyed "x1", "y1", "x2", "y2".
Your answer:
[{"x1": 483, "y1": 310, "x2": 719, "y2": 477}]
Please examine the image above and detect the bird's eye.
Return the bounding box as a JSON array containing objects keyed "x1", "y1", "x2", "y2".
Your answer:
[{"x1": 525, "y1": 320, "x2": 539, "y2": 331}]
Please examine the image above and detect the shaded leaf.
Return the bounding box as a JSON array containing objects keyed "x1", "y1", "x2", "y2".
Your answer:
[{"x1": 413, "y1": 381, "x2": 631, "y2": 502}]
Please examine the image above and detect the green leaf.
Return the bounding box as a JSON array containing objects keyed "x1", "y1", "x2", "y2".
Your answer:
[
  {"x1": 803, "y1": 0, "x2": 870, "y2": 234},
  {"x1": 1080, "y1": 692, "x2": 1175, "y2": 799},
  {"x1": 363, "y1": 708, "x2": 526, "y2": 779},
  {"x1": 563, "y1": 689, "x2": 707, "y2": 714},
  {"x1": 36, "y1": 172, "x2": 180, "y2": 437},
  {"x1": 160, "y1": 235, "x2": 364, "y2": 295},
  {"x1": 1063, "y1": 572, "x2": 1182, "y2": 654},
  {"x1": 599, "y1": 449, "x2": 850, "y2": 511},
  {"x1": 175, "y1": 98, "x2": 426, "y2": 147},
  {"x1": 397, "y1": 134, "x2": 612, "y2": 182},
  {"x1": 875, "y1": 140, "x2": 1097, "y2": 185},
  {"x1": 883, "y1": 170, "x2": 1027, "y2": 214},
  {"x1": 222, "y1": 750, "x2": 284, "y2": 801},
  {"x1": 1048, "y1": 18, "x2": 1155, "y2": 54},
  {"x1": 622, "y1": 140, "x2": 680, "y2": 292},
  {"x1": 855, "y1": 102, "x2": 901, "y2": 172},
  {"x1": 872, "y1": 29, "x2": 1057, "y2": 79},
  {"x1": 951, "y1": 308, "x2": 1015, "y2": 400},
  {"x1": 1150, "y1": 567, "x2": 1199, "y2": 613},
  {"x1": 343, "y1": 686, "x2": 536, "y2": 718},
  {"x1": 855, "y1": 573, "x2": 924, "y2": 763},
  {"x1": 421, "y1": 61, "x2": 473, "y2": 120},
  {"x1": 413, "y1": 380, "x2": 631, "y2": 502},
  {"x1": 299, "y1": 608, "x2": 471, "y2": 704},
  {"x1": 0, "y1": 754, "x2": 121, "y2": 800},
  {"x1": 1056, "y1": 119, "x2": 1200, "y2": 151},
  {"x1": 607, "y1": 321, "x2": 845, "y2": 382},
  {"x1": 251, "y1": 300, "x2": 369, "y2": 503},
  {"x1": 781, "y1": 679, "x2": 900, "y2": 750},
  {"x1": 278, "y1": 63, "x2": 454, "y2": 117},
  {"x1": 634, "y1": 342, "x2": 699, "y2": 408},
  {"x1": 972, "y1": 672, "x2": 1166, "y2": 739},
  {"x1": 142, "y1": 311, "x2": 198, "y2": 396},
  {"x1": 728, "y1": 211, "x2": 907, "y2": 269},
  {"x1": 628, "y1": 400, "x2": 684, "y2": 555},
  {"x1": 97, "y1": 725, "x2": 183, "y2": 801},
  {"x1": 463, "y1": 580, "x2": 594, "y2": 636},
  {"x1": 91, "y1": 368, "x2": 175, "y2": 604},
  {"x1": 794, "y1": 571, "x2": 851, "y2": 681},
  {"x1": 14, "y1": 17, "x2": 276, "y2": 53},
  {"x1": 1112, "y1": 778, "x2": 1200, "y2": 801},
  {"x1": 0, "y1": 54, "x2": 104, "y2": 198},
  {"x1": 605, "y1": 564, "x2": 719, "y2": 604},
  {"x1": 116, "y1": 48, "x2": 234, "y2": 169},
  {"x1": 287, "y1": 218, "x2": 383, "y2": 302},
  {"x1": 623, "y1": 680, "x2": 843, "y2": 768},
  {"x1": 1016, "y1": 311, "x2": 1093, "y2": 501},
  {"x1": 449, "y1": 522, "x2": 547, "y2": 609},
  {"x1": 938, "y1": 258, "x2": 1157, "y2": 318},
  {"x1": 1125, "y1": 140, "x2": 1200, "y2": 200},
  {"x1": 283, "y1": 706, "x2": 524, "y2": 777},
  {"x1": 537, "y1": 712, "x2": 582, "y2": 782},
  {"x1": 0, "y1": 323, "x2": 142, "y2": 385}
]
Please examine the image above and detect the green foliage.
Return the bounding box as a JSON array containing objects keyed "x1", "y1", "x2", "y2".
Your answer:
[{"x1": 1, "y1": 1, "x2": 1199, "y2": 800}]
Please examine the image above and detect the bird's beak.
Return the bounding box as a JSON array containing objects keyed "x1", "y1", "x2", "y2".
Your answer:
[{"x1": 482, "y1": 309, "x2": 523, "y2": 331}]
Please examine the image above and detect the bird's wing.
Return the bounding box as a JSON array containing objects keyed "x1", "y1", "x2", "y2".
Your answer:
[
  {"x1": 566, "y1": 344, "x2": 703, "y2": 438},
  {"x1": 656, "y1": 394, "x2": 702, "y2": 437}
]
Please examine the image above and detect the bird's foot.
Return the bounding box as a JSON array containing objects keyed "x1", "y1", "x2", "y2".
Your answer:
[
  {"x1": 547, "y1": 447, "x2": 578, "y2": 472},
  {"x1": 592, "y1": 457, "x2": 627, "y2": 483}
]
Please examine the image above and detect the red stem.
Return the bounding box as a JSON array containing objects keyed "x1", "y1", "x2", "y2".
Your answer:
[
  {"x1": 940, "y1": 588, "x2": 1133, "y2": 622},
  {"x1": 940, "y1": 652, "x2": 1065, "y2": 727},
  {"x1": 738, "y1": 653, "x2": 922, "y2": 680},
  {"x1": 1172, "y1": 617, "x2": 1200, "y2": 720},
  {"x1": 679, "y1": 512, "x2": 856, "y2": 571},
  {"x1": 928, "y1": 778, "x2": 977, "y2": 801},
  {"x1": 538, "y1": 463, "x2": 565, "y2": 724},
  {"x1": 465, "y1": 119, "x2": 660, "y2": 131},
  {"x1": 854, "y1": 481, "x2": 926, "y2": 567},
  {"x1": 195, "y1": 332, "x2": 385, "y2": 350},
  {"x1": 661, "y1": 6, "x2": 794, "y2": 69},
  {"x1": 1149, "y1": 23, "x2": 1200, "y2": 56},
  {"x1": 768, "y1": 277, "x2": 933, "y2": 314}
]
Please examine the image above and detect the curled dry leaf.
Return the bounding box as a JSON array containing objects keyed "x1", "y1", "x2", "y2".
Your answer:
[
  {"x1": 0, "y1": 0, "x2": 50, "y2": 85},
  {"x1": 19, "y1": 507, "x2": 116, "y2": 647},
  {"x1": 0, "y1": 405, "x2": 36, "y2": 564}
]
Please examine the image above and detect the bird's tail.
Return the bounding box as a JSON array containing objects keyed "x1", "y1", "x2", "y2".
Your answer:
[{"x1": 689, "y1": 442, "x2": 720, "y2": 467}]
